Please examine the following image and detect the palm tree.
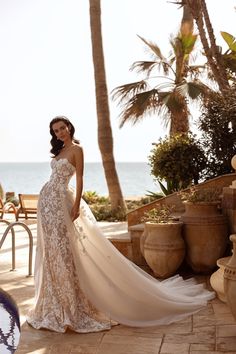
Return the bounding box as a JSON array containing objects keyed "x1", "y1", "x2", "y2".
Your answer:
[
  {"x1": 221, "y1": 31, "x2": 236, "y2": 81},
  {"x1": 112, "y1": 5, "x2": 210, "y2": 135},
  {"x1": 184, "y1": 0, "x2": 230, "y2": 93},
  {"x1": 89, "y1": 0, "x2": 126, "y2": 212}
]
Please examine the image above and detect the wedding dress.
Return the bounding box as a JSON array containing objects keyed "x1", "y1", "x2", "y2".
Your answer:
[{"x1": 27, "y1": 158, "x2": 215, "y2": 333}]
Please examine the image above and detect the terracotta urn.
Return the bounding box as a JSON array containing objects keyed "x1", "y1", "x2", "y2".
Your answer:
[
  {"x1": 140, "y1": 225, "x2": 148, "y2": 257},
  {"x1": 224, "y1": 234, "x2": 236, "y2": 319},
  {"x1": 142, "y1": 221, "x2": 185, "y2": 279},
  {"x1": 210, "y1": 256, "x2": 231, "y2": 302},
  {"x1": 181, "y1": 202, "x2": 228, "y2": 273}
]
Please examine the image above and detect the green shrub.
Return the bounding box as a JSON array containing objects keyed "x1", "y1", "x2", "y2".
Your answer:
[
  {"x1": 82, "y1": 191, "x2": 108, "y2": 204},
  {"x1": 82, "y1": 191, "x2": 152, "y2": 221},
  {"x1": 148, "y1": 133, "x2": 207, "y2": 193},
  {"x1": 198, "y1": 90, "x2": 236, "y2": 178}
]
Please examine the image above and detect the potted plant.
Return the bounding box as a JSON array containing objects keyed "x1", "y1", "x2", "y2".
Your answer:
[
  {"x1": 140, "y1": 205, "x2": 185, "y2": 279},
  {"x1": 180, "y1": 187, "x2": 228, "y2": 273}
]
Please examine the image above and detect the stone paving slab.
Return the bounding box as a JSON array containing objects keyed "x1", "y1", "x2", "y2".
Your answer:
[{"x1": 1, "y1": 219, "x2": 236, "y2": 353}]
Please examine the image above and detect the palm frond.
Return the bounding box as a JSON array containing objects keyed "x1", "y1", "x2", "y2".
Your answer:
[
  {"x1": 223, "y1": 54, "x2": 236, "y2": 74},
  {"x1": 137, "y1": 35, "x2": 170, "y2": 74},
  {"x1": 176, "y1": 81, "x2": 212, "y2": 100},
  {"x1": 111, "y1": 80, "x2": 148, "y2": 104},
  {"x1": 180, "y1": 34, "x2": 198, "y2": 55},
  {"x1": 130, "y1": 61, "x2": 159, "y2": 77},
  {"x1": 118, "y1": 89, "x2": 165, "y2": 127},
  {"x1": 221, "y1": 31, "x2": 236, "y2": 52},
  {"x1": 137, "y1": 35, "x2": 164, "y2": 60}
]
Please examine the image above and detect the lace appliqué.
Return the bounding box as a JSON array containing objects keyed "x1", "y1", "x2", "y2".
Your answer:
[{"x1": 27, "y1": 158, "x2": 112, "y2": 333}]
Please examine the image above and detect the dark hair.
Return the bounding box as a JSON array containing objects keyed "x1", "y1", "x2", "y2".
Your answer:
[{"x1": 49, "y1": 116, "x2": 80, "y2": 157}]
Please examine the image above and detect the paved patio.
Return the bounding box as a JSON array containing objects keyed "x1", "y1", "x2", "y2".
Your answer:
[{"x1": 1, "y1": 218, "x2": 236, "y2": 354}]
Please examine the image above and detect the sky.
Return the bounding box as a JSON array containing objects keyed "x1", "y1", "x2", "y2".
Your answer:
[{"x1": 0, "y1": 0, "x2": 236, "y2": 162}]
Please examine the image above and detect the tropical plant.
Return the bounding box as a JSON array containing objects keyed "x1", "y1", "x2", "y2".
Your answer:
[
  {"x1": 198, "y1": 89, "x2": 236, "y2": 177},
  {"x1": 82, "y1": 190, "x2": 107, "y2": 204},
  {"x1": 180, "y1": 186, "x2": 222, "y2": 203},
  {"x1": 145, "y1": 189, "x2": 164, "y2": 200},
  {"x1": 89, "y1": 0, "x2": 126, "y2": 213},
  {"x1": 220, "y1": 31, "x2": 236, "y2": 81},
  {"x1": 148, "y1": 133, "x2": 207, "y2": 193},
  {"x1": 141, "y1": 205, "x2": 176, "y2": 224},
  {"x1": 112, "y1": 4, "x2": 210, "y2": 135}
]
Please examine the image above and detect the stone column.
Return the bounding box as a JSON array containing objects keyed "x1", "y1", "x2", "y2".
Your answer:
[
  {"x1": 222, "y1": 187, "x2": 236, "y2": 233},
  {"x1": 222, "y1": 155, "x2": 236, "y2": 233}
]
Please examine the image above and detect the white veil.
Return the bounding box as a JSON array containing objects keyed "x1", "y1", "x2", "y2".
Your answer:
[{"x1": 62, "y1": 190, "x2": 215, "y2": 327}]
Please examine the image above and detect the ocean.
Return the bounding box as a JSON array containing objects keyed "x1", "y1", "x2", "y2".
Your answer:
[{"x1": 0, "y1": 162, "x2": 159, "y2": 198}]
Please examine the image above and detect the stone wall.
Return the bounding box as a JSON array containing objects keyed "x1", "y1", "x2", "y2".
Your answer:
[{"x1": 127, "y1": 173, "x2": 236, "y2": 227}]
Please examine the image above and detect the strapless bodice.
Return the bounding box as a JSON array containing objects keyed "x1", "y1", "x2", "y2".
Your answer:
[{"x1": 49, "y1": 158, "x2": 75, "y2": 185}]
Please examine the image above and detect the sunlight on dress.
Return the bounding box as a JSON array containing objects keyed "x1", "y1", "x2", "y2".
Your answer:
[{"x1": 27, "y1": 158, "x2": 215, "y2": 333}]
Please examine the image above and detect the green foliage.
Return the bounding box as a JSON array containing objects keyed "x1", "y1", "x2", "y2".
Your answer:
[
  {"x1": 141, "y1": 205, "x2": 175, "y2": 224},
  {"x1": 220, "y1": 31, "x2": 236, "y2": 79},
  {"x1": 145, "y1": 190, "x2": 164, "y2": 200},
  {"x1": 91, "y1": 202, "x2": 127, "y2": 222},
  {"x1": 180, "y1": 187, "x2": 222, "y2": 203},
  {"x1": 221, "y1": 31, "x2": 236, "y2": 52},
  {"x1": 82, "y1": 191, "x2": 152, "y2": 221},
  {"x1": 148, "y1": 133, "x2": 207, "y2": 193},
  {"x1": 198, "y1": 90, "x2": 236, "y2": 178},
  {"x1": 111, "y1": 30, "x2": 209, "y2": 133},
  {"x1": 158, "y1": 180, "x2": 176, "y2": 196},
  {"x1": 82, "y1": 190, "x2": 107, "y2": 204}
]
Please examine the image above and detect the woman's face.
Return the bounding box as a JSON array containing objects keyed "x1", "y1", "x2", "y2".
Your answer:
[{"x1": 52, "y1": 121, "x2": 71, "y2": 143}]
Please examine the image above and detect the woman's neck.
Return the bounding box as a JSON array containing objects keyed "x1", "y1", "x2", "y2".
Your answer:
[{"x1": 63, "y1": 139, "x2": 73, "y2": 148}]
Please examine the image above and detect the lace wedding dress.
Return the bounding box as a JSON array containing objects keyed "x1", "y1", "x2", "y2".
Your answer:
[{"x1": 27, "y1": 158, "x2": 215, "y2": 333}]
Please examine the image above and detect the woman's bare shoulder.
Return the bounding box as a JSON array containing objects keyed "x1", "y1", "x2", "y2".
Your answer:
[{"x1": 72, "y1": 144, "x2": 83, "y2": 153}]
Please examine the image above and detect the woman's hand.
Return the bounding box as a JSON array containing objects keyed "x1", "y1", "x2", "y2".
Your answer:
[{"x1": 71, "y1": 205, "x2": 80, "y2": 222}]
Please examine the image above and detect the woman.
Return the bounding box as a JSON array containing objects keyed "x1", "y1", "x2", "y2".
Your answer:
[{"x1": 27, "y1": 116, "x2": 214, "y2": 333}]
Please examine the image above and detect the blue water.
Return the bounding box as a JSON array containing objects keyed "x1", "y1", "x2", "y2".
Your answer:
[{"x1": 0, "y1": 162, "x2": 159, "y2": 197}]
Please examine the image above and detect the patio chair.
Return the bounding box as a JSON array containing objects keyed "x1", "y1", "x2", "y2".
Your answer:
[
  {"x1": 16, "y1": 194, "x2": 38, "y2": 220},
  {"x1": 0, "y1": 197, "x2": 18, "y2": 220}
]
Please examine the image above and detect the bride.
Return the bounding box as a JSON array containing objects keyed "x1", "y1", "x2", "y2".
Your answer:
[{"x1": 27, "y1": 116, "x2": 215, "y2": 333}]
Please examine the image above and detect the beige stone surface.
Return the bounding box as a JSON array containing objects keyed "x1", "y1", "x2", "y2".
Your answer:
[
  {"x1": 1, "y1": 218, "x2": 236, "y2": 354},
  {"x1": 160, "y1": 342, "x2": 190, "y2": 353}
]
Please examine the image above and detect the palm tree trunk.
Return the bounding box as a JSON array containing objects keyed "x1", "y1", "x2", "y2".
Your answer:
[
  {"x1": 171, "y1": 4, "x2": 193, "y2": 135},
  {"x1": 186, "y1": 0, "x2": 229, "y2": 93},
  {"x1": 170, "y1": 95, "x2": 189, "y2": 135},
  {"x1": 89, "y1": 0, "x2": 126, "y2": 212},
  {"x1": 200, "y1": 0, "x2": 229, "y2": 90}
]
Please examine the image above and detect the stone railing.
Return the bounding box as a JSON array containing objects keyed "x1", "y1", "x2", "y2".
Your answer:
[{"x1": 127, "y1": 172, "x2": 236, "y2": 227}]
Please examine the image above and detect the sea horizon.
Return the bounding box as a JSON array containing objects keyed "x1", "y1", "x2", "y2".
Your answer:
[{"x1": 0, "y1": 161, "x2": 160, "y2": 198}]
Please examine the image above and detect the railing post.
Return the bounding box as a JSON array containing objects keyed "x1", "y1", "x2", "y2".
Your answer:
[{"x1": 0, "y1": 221, "x2": 34, "y2": 276}]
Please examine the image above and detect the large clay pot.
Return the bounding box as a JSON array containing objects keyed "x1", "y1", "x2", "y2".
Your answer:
[
  {"x1": 140, "y1": 226, "x2": 148, "y2": 257},
  {"x1": 181, "y1": 202, "x2": 228, "y2": 273},
  {"x1": 210, "y1": 256, "x2": 231, "y2": 302},
  {"x1": 224, "y1": 234, "x2": 236, "y2": 319},
  {"x1": 143, "y1": 221, "x2": 185, "y2": 279}
]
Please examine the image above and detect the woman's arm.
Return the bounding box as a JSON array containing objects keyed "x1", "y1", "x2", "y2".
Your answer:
[{"x1": 71, "y1": 145, "x2": 84, "y2": 221}]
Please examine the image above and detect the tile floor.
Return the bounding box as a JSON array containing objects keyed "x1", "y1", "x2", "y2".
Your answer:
[{"x1": 1, "y1": 219, "x2": 236, "y2": 354}]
